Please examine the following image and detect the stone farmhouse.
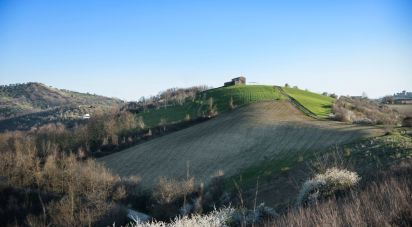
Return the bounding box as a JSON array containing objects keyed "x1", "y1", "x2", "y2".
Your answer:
[{"x1": 224, "y1": 77, "x2": 246, "y2": 86}]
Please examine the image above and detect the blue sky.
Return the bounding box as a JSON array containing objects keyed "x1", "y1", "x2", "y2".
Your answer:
[{"x1": 0, "y1": 0, "x2": 411, "y2": 100}]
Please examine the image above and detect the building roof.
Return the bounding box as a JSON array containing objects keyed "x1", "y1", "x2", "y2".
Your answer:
[{"x1": 394, "y1": 91, "x2": 412, "y2": 100}]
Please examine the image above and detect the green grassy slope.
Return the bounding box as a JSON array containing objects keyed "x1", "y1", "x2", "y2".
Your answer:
[
  {"x1": 205, "y1": 85, "x2": 285, "y2": 112},
  {"x1": 138, "y1": 102, "x2": 202, "y2": 127},
  {"x1": 283, "y1": 87, "x2": 335, "y2": 118},
  {"x1": 100, "y1": 101, "x2": 383, "y2": 192},
  {"x1": 138, "y1": 85, "x2": 285, "y2": 127}
]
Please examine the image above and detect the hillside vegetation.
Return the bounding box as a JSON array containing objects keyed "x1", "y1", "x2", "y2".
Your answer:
[
  {"x1": 100, "y1": 101, "x2": 382, "y2": 193},
  {"x1": 2, "y1": 82, "x2": 411, "y2": 225},
  {"x1": 332, "y1": 96, "x2": 401, "y2": 126},
  {"x1": 389, "y1": 104, "x2": 412, "y2": 118},
  {"x1": 0, "y1": 82, "x2": 123, "y2": 120},
  {"x1": 283, "y1": 86, "x2": 335, "y2": 118},
  {"x1": 138, "y1": 85, "x2": 285, "y2": 127}
]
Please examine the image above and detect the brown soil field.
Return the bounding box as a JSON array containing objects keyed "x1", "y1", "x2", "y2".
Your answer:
[{"x1": 99, "y1": 101, "x2": 382, "y2": 189}]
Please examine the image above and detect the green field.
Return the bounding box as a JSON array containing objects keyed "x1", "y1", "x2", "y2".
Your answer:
[
  {"x1": 138, "y1": 85, "x2": 285, "y2": 127},
  {"x1": 138, "y1": 85, "x2": 334, "y2": 128},
  {"x1": 283, "y1": 87, "x2": 335, "y2": 117},
  {"x1": 138, "y1": 102, "x2": 202, "y2": 127},
  {"x1": 203, "y1": 85, "x2": 284, "y2": 111}
]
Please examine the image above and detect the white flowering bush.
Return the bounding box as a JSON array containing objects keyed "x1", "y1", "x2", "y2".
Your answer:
[
  {"x1": 129, "y1": 208, "x2": 235, "y2": 227},
  {"x1": 297, "y1": 168, "x2": 360, "y2": 206}
]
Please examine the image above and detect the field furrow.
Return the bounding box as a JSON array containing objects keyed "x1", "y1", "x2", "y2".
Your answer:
[{"x1": 99, "y1": 101, "x2": 382, "y2": 189}]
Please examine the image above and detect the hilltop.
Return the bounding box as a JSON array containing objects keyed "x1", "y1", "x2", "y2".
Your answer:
[
  {"x1": 136, "y1": 85, "x2": 334, "y2": 127},
  {"x1": 0, "y1": 82, "x2": 123, "y2": 120}
]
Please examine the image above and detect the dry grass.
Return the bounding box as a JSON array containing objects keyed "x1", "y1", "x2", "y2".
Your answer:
[
  {"x1": 389, "y1": 104, "x2": 412, "y2": 117},
  {"x1": 268, "y1": 161, "x2": 412, "y2": 227},
  {"x1": 333, "y1": 97, "x2": 401, "y2": 126},
  {"x1": 153, "y1": 177, "x2": 195, "y2": 205}
]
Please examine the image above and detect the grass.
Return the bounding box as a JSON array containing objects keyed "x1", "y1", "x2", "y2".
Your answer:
[
  {"x1": 389, "y1": 104, "x2": 412, "y2": 117},
  {"x1": 225, "y1": 149, "x2": 313, "y2": 191},
  {"x1": 346, "y1": 132, "x2": 412, "y2": 171},
  {"x1": 267, "y1": 159, "x2": 412, "y2": 227},
  {"x1": 203, "y1": 85, "x2": 285, "y2": 112},
  {"x1": 138, "y1": 85, "x2": 285, "y2": 127},
  {"x1": 283, "y1": 87, "x2": 335, "y2": 118},
  {"x1": 138, "y1": 102, "x2": 202, "y2": 128}
]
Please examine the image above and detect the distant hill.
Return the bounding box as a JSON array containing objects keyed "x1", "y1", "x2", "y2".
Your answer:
[
  {"x1": 0, "y1": 82, "x2": 123, "y2": 120},
  {"x1": 0, "y1": 82, "x2": 124, "y2": 131}
]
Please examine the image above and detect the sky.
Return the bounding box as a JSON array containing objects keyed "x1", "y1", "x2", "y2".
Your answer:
[{"x1": 0, "y1": 0, "x2": 411, "y2": 100}]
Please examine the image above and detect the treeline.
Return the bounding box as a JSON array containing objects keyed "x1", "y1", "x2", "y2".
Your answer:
[
  {"x1": 125, "y1": 86, "x2": 210, "y2": 112},
  {"x1": 0, "y1": 107, "x2": 219, "y2": 161},
  {"x1": 0, "y1": 110, "x2": 146, "y2": 158}
]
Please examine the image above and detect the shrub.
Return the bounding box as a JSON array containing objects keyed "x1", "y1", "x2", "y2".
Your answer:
[
  {"x1": 150, "y1": 177, "x2": 196, "y2": 220},
  {"x1": 184, "y1": 114, "x2": 191, "y2": 121},
  {"x1": 297, "y1": 168, "x2": 360, "y2": 206},
  {"x1": 329, "y1": 93, "x2": 338, "y2": 99},
  {"x1": 153, "y1": 177, "x2": 195, "y2": 205},
  {"x1": 332, "y1": 96, "x2": 401, "y2": 125},
  {"x1": 202, "y1": 171, "x2": 227, "y2": 211},
  {"x1": 206, "y1": 97, "x2": 218, "y2": 117},
  {"x1": 403, "y1": 117, "x2": 412, "y2": 127},
  {"x1": 228, "y1": 97, "x2": 235, "y2": 110},
  {"x1": 0, "y1": 138, "x2": 40, "y2": 188},
  {"x1": 0, "y1": 141, "x2": 134, "y2": 226},
  {"x1": 130, "y1": 207, "x2": 235, "y2": 227},
  {"x1": 229, "y1": 203, "x2": 277, "y2": 226}
]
